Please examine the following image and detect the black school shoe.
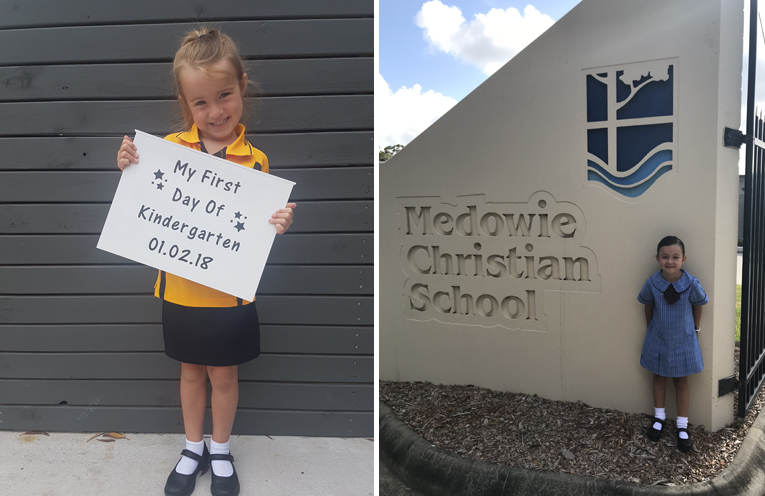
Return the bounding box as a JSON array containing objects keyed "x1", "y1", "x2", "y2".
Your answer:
[
  {"x1": 210, "y1": 453, "x2": 240, "y2": 496},
  {"x1": 646, "y1": 417, "x2": 666, "y2": 442},
  {"x1": 677, "y1": 427, "x2": 693, "y2": 452},
  {"x1": 164, "y1": 444, "x2": 210, "y2": 496}
]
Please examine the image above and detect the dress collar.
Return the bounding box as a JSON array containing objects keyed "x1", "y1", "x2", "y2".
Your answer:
[
  {"x1": 172, "y1": 123, "x2": 253, "y2": 156},
  {"x1": 650, "y1": 270, "x2": 691, "y2": 293}
]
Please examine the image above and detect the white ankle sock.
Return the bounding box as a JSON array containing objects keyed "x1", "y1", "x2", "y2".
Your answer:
[
  {"x1": 210, "y1": 439, "x2": 233, "y2": 477},
  {"x1": 176, "y1": 438, "x2": 205, "y2": 475},
  {"x1": 677, "y1": 417, "x2": 689, "y2": 439},
  {"x1": 653, "y1": 407, "x2": 666, "y2": 430}
]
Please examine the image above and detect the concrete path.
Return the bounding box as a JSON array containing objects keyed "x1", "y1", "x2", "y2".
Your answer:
[{"x1": 0, "y1": 431, "x2": 373, "y2": 496}]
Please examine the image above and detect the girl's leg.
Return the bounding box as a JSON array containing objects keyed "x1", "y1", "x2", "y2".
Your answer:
[
  {"x1": 673, "y1": 376, "x2": 690, "y2": 418},
  {"x1": 207, "y1": 365, "x2": 240, "y2": 479},
  {"x1": 180, "y1": 362, "x2": 208, "y2": 442},
  {"x1": 647, "y1": 374, "x2": 669, "y2": 439},
  {"x1": 170, "y1": 362, "x2": 208, "y2": 479},
  {"x1": 207, "y1": 365, "x2": 240, "y2": 443},
  {"x1": 673, "y1": 376, "x2": 692, "y2": 445},
  {"x1": 652, "y1": 374, "x2": 667, "y2": 408}
]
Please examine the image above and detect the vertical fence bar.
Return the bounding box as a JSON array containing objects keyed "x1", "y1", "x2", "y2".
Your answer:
[{"x1": 739, "y1": 0, "x2": 759, "y2": 418}]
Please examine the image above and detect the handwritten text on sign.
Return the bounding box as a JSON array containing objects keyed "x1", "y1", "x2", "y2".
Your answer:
[{"x1": 97, "y1": 130, "x2": 295, "y2": 300}]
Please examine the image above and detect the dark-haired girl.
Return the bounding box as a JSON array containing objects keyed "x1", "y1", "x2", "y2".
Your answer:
[{"x1": 637, "y1": 236, "x2": 708, "y2": 452}]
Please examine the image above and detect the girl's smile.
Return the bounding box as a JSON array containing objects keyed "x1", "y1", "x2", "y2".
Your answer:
[
  {"x1": 178, "y1": 59, "x2": 247, "y2": 152},
  {"x1": 656, "y1": 244, "x2": 686, "y2": 282}
]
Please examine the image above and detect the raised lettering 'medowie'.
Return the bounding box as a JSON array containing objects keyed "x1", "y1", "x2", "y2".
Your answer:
[{"x1": 399, "y1": 192, "x2": 599, "y2": 331}]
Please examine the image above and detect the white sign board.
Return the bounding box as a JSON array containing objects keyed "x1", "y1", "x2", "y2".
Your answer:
[{"x1": 98, "y1": 130, "x2": 295, "y2": 301}]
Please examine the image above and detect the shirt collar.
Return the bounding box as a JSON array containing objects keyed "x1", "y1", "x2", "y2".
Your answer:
[
  {"x1": 651, "y1": 270, "x2": 691, "y2": 293},
  {"x1": 174, "y1": 123, "x2": 253, "y2": 157}
]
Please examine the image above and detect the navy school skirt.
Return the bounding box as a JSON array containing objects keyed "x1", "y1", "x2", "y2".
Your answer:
[{"x1": 162, "y1": 300, "x2": 261, "y2": 366}]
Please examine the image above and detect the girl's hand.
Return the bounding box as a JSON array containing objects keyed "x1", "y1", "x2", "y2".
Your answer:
[
  {"x1": 117, "y1": 135, "x2": 139, "y2": 170},
  {"x1": 270, "y1": 203, "x2": 296, "y2": 234}
]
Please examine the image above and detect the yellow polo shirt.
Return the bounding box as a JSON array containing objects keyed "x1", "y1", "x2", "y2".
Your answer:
[{"x1": 154, "y1": 124, "x2": 269, "y2": 307}]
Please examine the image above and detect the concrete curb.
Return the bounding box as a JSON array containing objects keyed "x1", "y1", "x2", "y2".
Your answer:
[{"x1": 380, "y1": 400, "x2": 765, "y2": 496}]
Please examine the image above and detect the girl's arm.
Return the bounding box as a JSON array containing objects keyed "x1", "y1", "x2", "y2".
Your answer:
[
  {"x1": 644, "y1": 304, "x2": 653, "y2": 326},
  {"x1": 692, "y1": 305, "x2": 702, "y2": 332}
]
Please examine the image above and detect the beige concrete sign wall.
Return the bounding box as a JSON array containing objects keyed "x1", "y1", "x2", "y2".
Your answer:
[{"x1": 380, "y1": 0, "x2": 743, "y2": 431}]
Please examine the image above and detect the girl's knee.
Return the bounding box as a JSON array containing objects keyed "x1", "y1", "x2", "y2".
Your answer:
[
  {"x1": 207, "y1": 365, "x2": 238, "y2": 390},
  {"x1": 673, "y1": 376, "x2": 689, "y2": 388},
  {"x1": 181, "y1": 363, "x2": 208, "y2": 383}
]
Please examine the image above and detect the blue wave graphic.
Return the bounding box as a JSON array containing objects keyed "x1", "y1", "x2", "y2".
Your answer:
[
  {"x1": 587, "y1": 149, "x2": 672, "y2": 187},
  {"x1": 587, "y1": 164, "x2": 673, "y2": 198}
]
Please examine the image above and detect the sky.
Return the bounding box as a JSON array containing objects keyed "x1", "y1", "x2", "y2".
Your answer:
[
  {"x1": 378, "y1": 0, "x2": 759, "y2": 175},
  {"x1": 377, "y1": 0, "x2": 581, "y2": 148}
]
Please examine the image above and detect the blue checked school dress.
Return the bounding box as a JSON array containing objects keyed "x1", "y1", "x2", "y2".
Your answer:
[{"x1": 637, "y1": 270, "x2": 708, "y2": 377}]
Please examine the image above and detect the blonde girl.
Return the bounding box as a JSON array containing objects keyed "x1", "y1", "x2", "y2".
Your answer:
[{"x1": 117, "y1": 28, "x2": 296, "y2": 496}]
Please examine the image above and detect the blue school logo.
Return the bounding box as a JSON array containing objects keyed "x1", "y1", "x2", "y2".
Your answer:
[{"x1": 584, "y1": 59, "x2": 678, "y2": 198}]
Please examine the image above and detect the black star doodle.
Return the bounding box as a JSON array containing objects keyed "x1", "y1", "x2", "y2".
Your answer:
[
  {"x1": 234, "y1": 221, "x2": 245, "y2": 232},
  {"x1": 156, "y1": 183, "x2": 164, "y2": 190},
  {"x1": 154, "y1": 170, "x2": 164, "y2": 180},
  {"x1": 234, "y1": 211, "x2": 242, "y2": 219}
]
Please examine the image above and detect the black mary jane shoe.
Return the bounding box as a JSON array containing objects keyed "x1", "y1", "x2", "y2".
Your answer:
[
  {"x1": 646, "y1": 417, "x2": 666, "y2": 442},
  {"x1": 677, "y1": 427, "x2": 693, "y2": 452},
  {"x1": 210, "y1": 453, "x2": 240, "y2": 496},
  {"x1": 164, "y1": 444, "x2": 210, "y2": 496}
]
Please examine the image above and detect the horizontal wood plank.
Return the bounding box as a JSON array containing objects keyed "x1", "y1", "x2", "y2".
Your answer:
[
  {"x1": 0, "y1": 133, "x2": 373, "y2": 170},
  {"x1": 0, "y1": 352, "x2": 373, "y2": 382},
  {"x1": 0, "y1": 201, "x2": 373, "y2": 234},
  {"x1": 0, "y1": 379, "x2": 373, "y2": 411},
  {"x1": 0, "y1": 324, "x2": 165, "y2": 351},
  {"x1": 0, "y1": 324, "x2": 373, "y2": 354},
  {"x1": 261, "y1": 325, "x2": 373, "y2": 355},
  {"x1": 0, "y1": 1, "x2": 374, "y2": 29},
  {"x1": 0, "y1": 20, "x2": 373, "y2": 66},
  {"x1": 259, "y1": 132, "x2": 374, "y2": 168},
  {"x1": 0, "y1": 96, "x2": 372, "y2": 136},
  {"x1": 0, "y1": 59, "x2": 373, "y2": 101},
  {"x1": 0, "y1": 233, "x2": 373, "y2": 264},
  {"x1": 0, "y1": 265, "x2": 372, "y2": 295},
  {"x1": 0, "y1": 405, "x2": 372, "y2": 436},
  {"x1": 0, "y1": 168, "x2": 373, "y2": 202},
  {"x1": 0, "y1": 295, "x2": 373, "y2": 325}
]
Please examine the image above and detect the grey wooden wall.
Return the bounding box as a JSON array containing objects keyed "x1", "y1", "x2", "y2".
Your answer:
[{"x1": 0, "y1": 1, "x2": 373, "y2": 437}]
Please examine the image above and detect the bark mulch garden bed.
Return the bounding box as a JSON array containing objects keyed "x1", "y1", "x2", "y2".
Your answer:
[{"x1": 381, "y1": 349, "x2": 764, "y2": 486}]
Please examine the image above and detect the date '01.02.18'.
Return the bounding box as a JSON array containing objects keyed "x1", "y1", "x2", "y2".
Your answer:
[{"x1": 148, "y1": 237, "x2": 213, "y2": 269}]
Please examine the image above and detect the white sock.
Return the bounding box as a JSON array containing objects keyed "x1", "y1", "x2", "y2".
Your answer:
[
  {"x1": 653, "y1": 407, "x2": 666, "y2": 430},
  {"x1": 210, "y1": 439, "x2": 234, "y2": 477},
  {"x1": 176, "y1": 438, "x2": 205, "y2": 475},
  {"x1": 677, "y1": 417, "x2": 689, "y2": 439}
]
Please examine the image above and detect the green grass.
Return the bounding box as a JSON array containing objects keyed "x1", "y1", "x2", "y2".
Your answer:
[{"x1": 737, "y1": 284, "x2": 742, "y2": 343}]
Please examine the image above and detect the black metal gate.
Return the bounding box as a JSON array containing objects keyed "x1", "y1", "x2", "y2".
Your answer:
[{"x1": 739, "y1": 0, "x2": 765, "y2": 417}]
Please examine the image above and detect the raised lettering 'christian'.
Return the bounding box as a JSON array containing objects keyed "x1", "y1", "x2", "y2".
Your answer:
[{"x1": 398, "y1": 191, "x2": 600, "y2": 331}]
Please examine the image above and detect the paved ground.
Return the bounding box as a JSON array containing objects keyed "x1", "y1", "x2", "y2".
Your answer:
[{"x1": 0, "y1": 431, "x2": 373, "y2": 495}]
